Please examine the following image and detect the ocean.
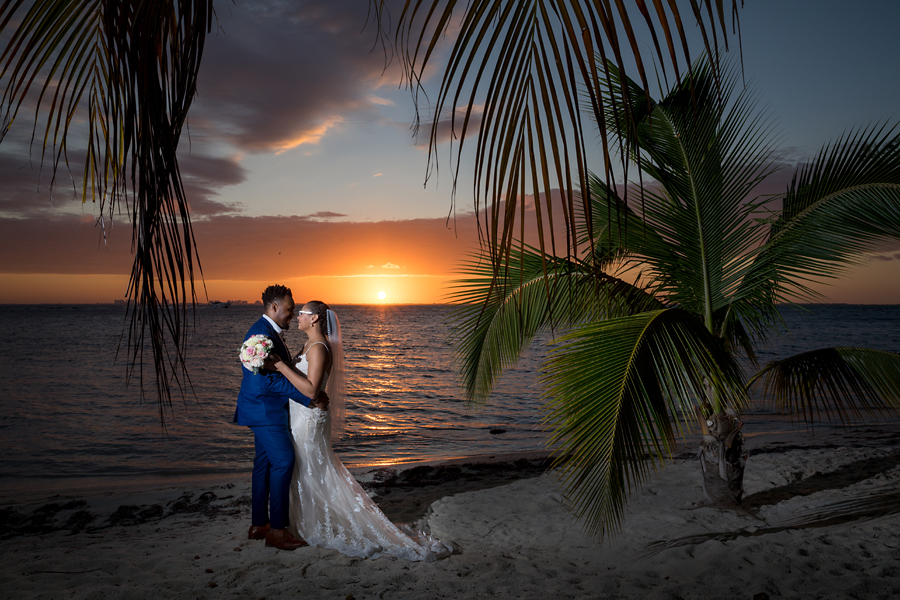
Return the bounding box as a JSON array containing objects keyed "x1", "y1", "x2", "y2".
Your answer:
[{"x1": 1, "y1": 303, "x2": 898, "y2": 502}]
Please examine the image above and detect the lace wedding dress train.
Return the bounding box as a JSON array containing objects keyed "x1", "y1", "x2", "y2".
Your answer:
[{"x1": 288, "y1": 350, "x2": 451, "y2": 561}]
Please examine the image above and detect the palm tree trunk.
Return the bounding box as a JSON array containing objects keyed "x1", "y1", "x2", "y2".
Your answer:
[{"x1": 695, "y1": 406, "x2": 745, "y2": 506}]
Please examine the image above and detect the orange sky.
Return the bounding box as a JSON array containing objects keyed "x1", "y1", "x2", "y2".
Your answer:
[
  {"x1": 0, "y1": 211, "x2": 484, "y2": 304},
  {"x1": 0, "y1": 208, "x2": 898, "y2": 305},
  {"x1": 2, "y1": 263, "x2": 898, "y2": 305}
]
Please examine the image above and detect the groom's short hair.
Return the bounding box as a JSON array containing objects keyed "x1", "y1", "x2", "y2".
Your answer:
[{"x1": 262, "y1": 284, "x2": 292, "y2": 307}]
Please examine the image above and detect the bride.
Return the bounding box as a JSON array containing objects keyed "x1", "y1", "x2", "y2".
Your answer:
[{"x1": 272, "y1": 301, "x2": 451, "y2": 561}]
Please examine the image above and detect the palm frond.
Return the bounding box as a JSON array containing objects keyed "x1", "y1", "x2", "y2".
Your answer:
[
  {"x1": 392, "y1": 0, "x2": 740, "y2": 267},
  {"x1": 595, "y1": 55, "x2": 779, "y2": 322},
  {"x1": 578, "y1": 172, "x2": 671, "y2": 271},
  {"x1": 0, "y1": 1, "x2": 213, "y2": 420},
  {"x1": 448, "y1": 243, "x2": 663, "y2": 405},
  {"x1": 544, "y1": 307, "x2": 746, "y2": 539},
  {"x1": 749, "y1": 347, "x2": 900, "y2": 425},
  {"x1": 713, "y1": 302, "x2": 760, "y2": 366},
  {"x1": 741, "y1": 125, "x2": 900, "y2": 305}
]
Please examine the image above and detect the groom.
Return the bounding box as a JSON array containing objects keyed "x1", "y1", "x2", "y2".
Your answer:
[{"x1": 235, "y1": 284, "x2": 328, "y2": 550}]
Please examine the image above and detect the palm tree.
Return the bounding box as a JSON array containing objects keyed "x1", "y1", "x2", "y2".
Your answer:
[
  {"x1": 449, "y1": 55, "x2": 900, "y2": 538},
  {"x1": 0, "y1": 0, "x2": 739, "y2": 415}
]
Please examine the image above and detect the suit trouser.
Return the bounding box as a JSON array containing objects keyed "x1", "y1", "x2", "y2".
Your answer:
[{"x1": 249, "y1": 423, "x2": 294, "y2": 530}]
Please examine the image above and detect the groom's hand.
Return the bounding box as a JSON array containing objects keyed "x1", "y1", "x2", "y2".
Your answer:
[
  {"x1": 263, "y1": 355, "x2": 282, "y2": 371},
  {"x1": 314, "y1": 391, "x2": 330, "y2": 411}
]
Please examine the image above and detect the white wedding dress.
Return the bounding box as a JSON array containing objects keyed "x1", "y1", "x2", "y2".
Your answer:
[{"x1": 288, "y1": 344, "x2": 451, "y2": 561}]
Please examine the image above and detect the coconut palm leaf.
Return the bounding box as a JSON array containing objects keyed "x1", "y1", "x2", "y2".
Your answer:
[
  {"x1": 392, "y1": 0, "x2": 740, "y2": 266},
  {"x1": 712, "y1": 302, "x2": 760, "y2": 365},
  {"x1": 544, "y1": 308, "x2": 746, "y2": 538},
  {"x1": 749, "y1": 348, "x2": 900, "y2": 426},
  {"x1": 739, "y1": 125, "x2": 900, "y2": 306},
  {"x1": 578, "y1": 172, "x2": 671, "y2": 269},
  {"x1": 596, "y1": 56, "x2": 778, "y2": 325},
  {"x1": 448, "y1": 243, "x2": 663, "y2": 405},
  {"x1": 0, "y1": 0, "x2": 213, "y2": 418}
]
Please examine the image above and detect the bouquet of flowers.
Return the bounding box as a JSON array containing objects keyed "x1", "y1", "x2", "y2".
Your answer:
[{"x1": 240, "y1": 334, "x2": 275, "y2": 374}]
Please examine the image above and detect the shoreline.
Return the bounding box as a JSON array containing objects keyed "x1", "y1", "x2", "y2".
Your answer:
[
  {"x1": 5, "y1": 421, "x2": 900, "y2": 539},
  {"x1": 0, "y1": 452, "x2": 556, "y2": 541},
  {"x1": 0, "y1": 448, "x2": 556, "y2": 509},
  {"x1": 6, "y1": 417, "x2": 900, "y2": 510},
  {"x1": 4, "y1": 425, "x2": 900, "y2": 598}
]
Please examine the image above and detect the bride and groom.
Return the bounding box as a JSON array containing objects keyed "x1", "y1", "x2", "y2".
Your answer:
[{"x1": 234, "y1": 285, "x2": 450, "y2": 561}]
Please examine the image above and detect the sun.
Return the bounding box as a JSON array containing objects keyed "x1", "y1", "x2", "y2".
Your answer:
[{"x1": 377, "y1": 291, "x2": 387, "y2": 300}]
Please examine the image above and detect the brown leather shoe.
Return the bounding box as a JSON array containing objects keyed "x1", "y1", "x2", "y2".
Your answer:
[
  {"x1": 265, "y1": 528, "x2": 309, "y2": 550},
  {"x1": 248, "y1": 524, "x2": 270, "y2": 540}
]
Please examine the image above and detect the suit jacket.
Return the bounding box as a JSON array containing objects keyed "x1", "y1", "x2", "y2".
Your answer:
[{"x1": 234, "y1": 317, "x2": 313, "y2": 426}]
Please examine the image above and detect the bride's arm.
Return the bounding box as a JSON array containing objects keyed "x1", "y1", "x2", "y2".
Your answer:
[{"x1": 272, "y1": 346, "x2": 328, "y2": 400}]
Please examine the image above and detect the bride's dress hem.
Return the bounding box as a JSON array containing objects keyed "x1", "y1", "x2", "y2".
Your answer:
[{"x1": 287, "y1": 355, "x2": 451, "y2": 562}]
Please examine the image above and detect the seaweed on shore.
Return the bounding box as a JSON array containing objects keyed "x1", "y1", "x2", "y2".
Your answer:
[
  {"x1": 0, "y1": 457, "x2": 556, "y2": 539},
  {"x1": 0, "y1": 486, "x2": 249, "y2": 539}
]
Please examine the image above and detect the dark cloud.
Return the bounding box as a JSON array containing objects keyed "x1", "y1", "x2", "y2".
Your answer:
[
  {"x1": 0, "y1": 145, "x2": 246, "y2": 220},
  {"x1": 0, "y1": 0, "x2": 437, "y2": 219},
  {"x1": 0, "y1": 150, "x2": 84, "y2": 218},
  {"x1": 301, "y1": 211, "x2": 347, "y2": 219},
  {"x1": 179, "y1": 153, "x2": 247, "y2": 216},
  {"x1": 180, "y1": 153, "x2": 247, "y2": 187},
  {"x1": 193, "y1": 0, "x2": 401, "y2": 153}
]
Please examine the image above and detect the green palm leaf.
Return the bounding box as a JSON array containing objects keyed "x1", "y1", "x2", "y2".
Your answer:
[
  {"x1": 749, "y1": 348, "x2": 900, "y2": 425},
  {"x1": 448, "y1": 243, "x2": 662, "y2": 405},
  {"x1": 741, "y1": 125, "x2": 900, "y2": 306},
  {"x1": 544, "y1": 308, "x2": 746, "y2": 538},
  {"x1": 578, "y1": 173, "x2": 672, "y2": 271},
  {"x1": 595, "y1": 56, "x2": 779, "y2": 325}
]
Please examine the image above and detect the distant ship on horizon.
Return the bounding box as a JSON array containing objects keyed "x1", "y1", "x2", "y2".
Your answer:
[{"x1": 208, "y1": 300, "x2": 231, "y2": 308}]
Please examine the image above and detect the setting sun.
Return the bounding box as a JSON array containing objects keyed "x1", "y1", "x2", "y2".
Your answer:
[{"x1": 377, "y1": 291, "x2": 386, "y2": 300}]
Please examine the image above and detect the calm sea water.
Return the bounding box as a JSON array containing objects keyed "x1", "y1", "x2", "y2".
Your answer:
[{"x1": 0, "y1": 303, "x2": 898, "y2": 500}]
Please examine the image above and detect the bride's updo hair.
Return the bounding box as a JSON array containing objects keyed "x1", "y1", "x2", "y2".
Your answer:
[{"x1": 306, "y1": 300, "x2": 331, "y2": 337}]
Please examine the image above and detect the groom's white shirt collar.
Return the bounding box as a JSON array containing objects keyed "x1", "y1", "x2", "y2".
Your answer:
[{"x1": 262, "y1": 314, "x2": 284, "y2": 338}]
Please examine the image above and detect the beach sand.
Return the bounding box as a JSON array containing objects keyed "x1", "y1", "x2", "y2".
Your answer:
[{"x1": 4, "y1": 426, "x2": 900, "y2": 599}]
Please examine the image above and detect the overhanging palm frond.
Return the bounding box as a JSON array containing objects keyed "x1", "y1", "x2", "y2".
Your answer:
[
  {"x1": 544, "y1": 308, "x2": 746, "y2": 538},
  {"x1": 448, "y1": 244, "x2": 662, "y2": 405},
  {"x1": 749, "y1": 347, "x2": 900, "y2": 426},
  {"x1": 741, "y1": 125, "x2": 900, "y2": 305},
  {"x1": 0, "y1": 1, "x2": 213, "y2": 419},
  {"x1": 392, "y1": 0, "x2": 740, "y2": 267}
]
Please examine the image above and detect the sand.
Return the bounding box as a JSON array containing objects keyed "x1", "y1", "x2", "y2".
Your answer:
[{"x1": 4, "y1": 428, "x2": 900, "y2": 599}]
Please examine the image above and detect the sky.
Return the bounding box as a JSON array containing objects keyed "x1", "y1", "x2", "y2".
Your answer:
[{"x1": 1, "y1": 0, "x2": 899, "y2": 305}]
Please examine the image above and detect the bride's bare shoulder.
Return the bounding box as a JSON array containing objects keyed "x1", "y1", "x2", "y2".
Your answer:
[{"x1": 304, "y1": 341, "x2": 330, "y2": 362}]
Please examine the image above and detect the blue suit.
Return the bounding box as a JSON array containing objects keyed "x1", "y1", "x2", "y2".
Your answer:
[{"x1": 235, "y1": 317, "x2": 312, "y2": 530}]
